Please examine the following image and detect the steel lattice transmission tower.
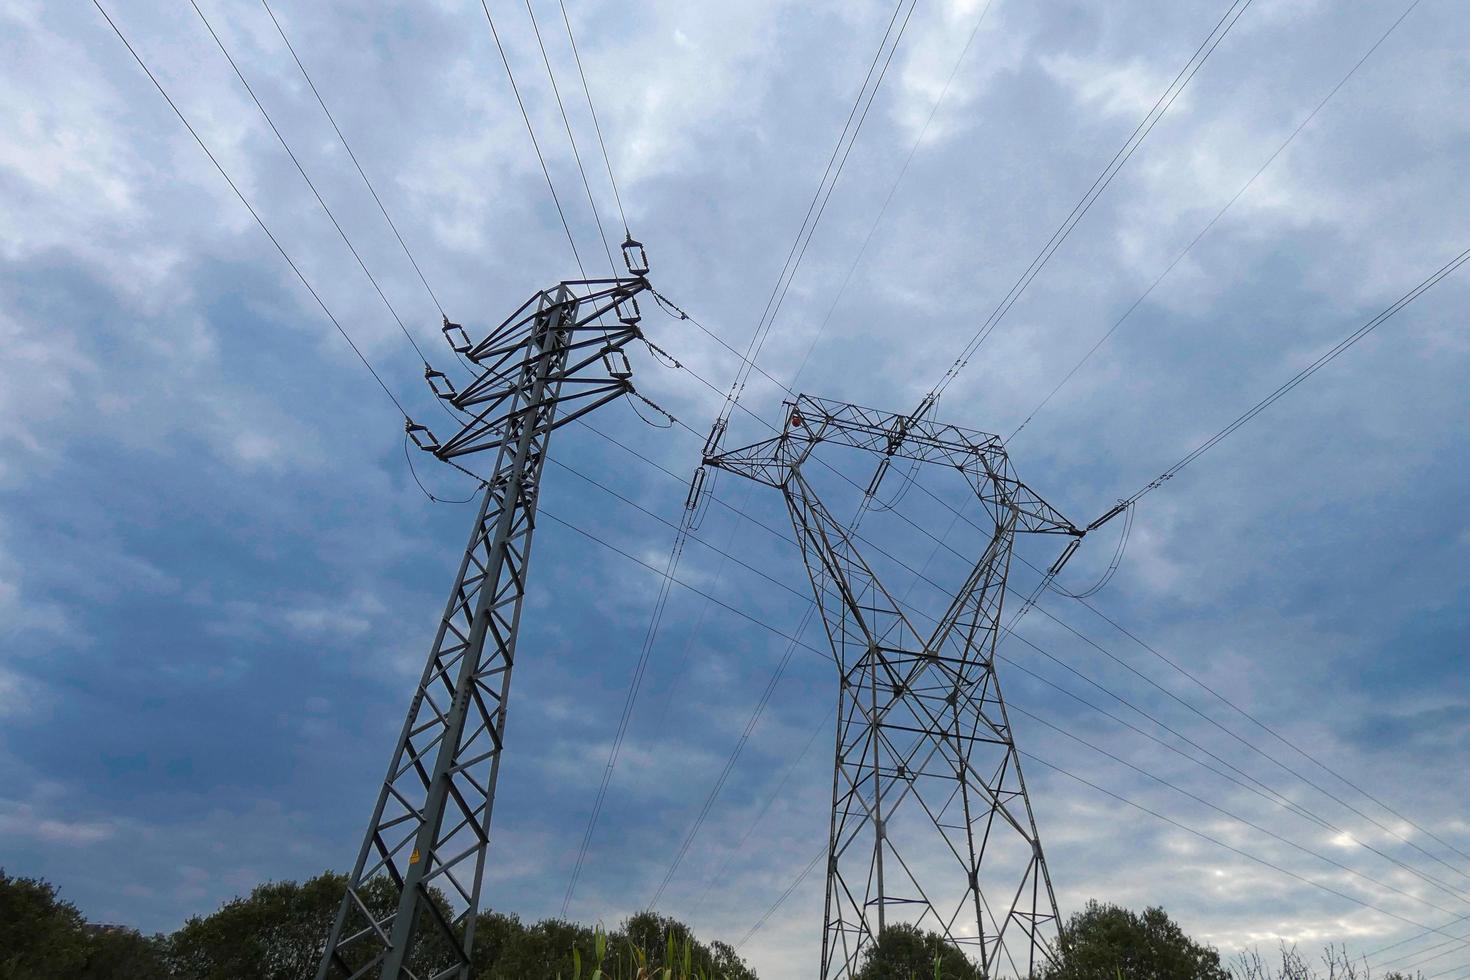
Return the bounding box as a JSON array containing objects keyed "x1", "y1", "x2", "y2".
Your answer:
[
  {"x1": 317, "y1": 247, "x2": 653, "y2": 980},
  {"x1": 707, "y1": 395, "x2": 1083, "y2": 979}
]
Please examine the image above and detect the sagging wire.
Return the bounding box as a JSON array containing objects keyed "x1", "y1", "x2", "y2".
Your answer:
[
  {"x1": 403, "y1": 433, "x2": 482, "y2": 504},
  {"x1": 650, "y1": 288, "x2": 798, "y2": 399},
  {"x1": 867, "y1": 456, "x2": 922, "y2": 512},
  {"x1": 641, "y1": 336, "x2": 683, "y2": 370},
  {"x1": 627, "y1": 389, "x2": 678, "y2": 430},
  {"x1": 1049, "y1": 501, "x2": 1134, "y2": 600}
]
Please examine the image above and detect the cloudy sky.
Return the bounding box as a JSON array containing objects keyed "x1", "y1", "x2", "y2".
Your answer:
[{"x1": 3, "y1": 0, "x2": 1469, "y2": 976}]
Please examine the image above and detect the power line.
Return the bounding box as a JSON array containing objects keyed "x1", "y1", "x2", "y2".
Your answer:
[
  {"x1": 1010, "y1": 702, "x2": 1467, "y2": 920},
  {"x1": 90, "y1": 0, "x2": 409, "y2": 419},
  {"x1": 838, "y1": 475, "x2": 1470, "y2": 901},
  {"x1": 563, "y1": 468, "x2": 1470, "y2": 945},
  {"x1": 1117, "y1": 242, "x2": 1470, "y2": 507},
  {"x1": 882, "y1": 474, "x2": 1470, "y2": 897},
  {"x1": 570, "y1": 402, "x2": 1470, "y2": 943},
  {"x1": 543, "y1": 457, "x2": 809, "y2": 605},
  {"x1": 522, "y1": 0, "x2": 618, "y2": 273},
  {"x1": 560, "y1": 0, "x2": 922, "y2": 907},
  {"x1": 915, "y1": 0, "x2": 1256, "y2": 416},
  {"x1": 1367, "y1": 914, "x2": 1470, "y2": 961},
  {"x1": 735, "y1": 846, "x2": 825, "y2": 950},
  {"x1": 1026, "y1": 596, "x2": 1470, "y2": 889},
  {"x1": 403, "y1": 434, "x2": 481, "y2": 504},
  {"x1": 791, "y1": 0, "x2": 998, "y2": 384},
  {"x1": 99, "y1": 7, "x2": 837, "y2": 947},
  {"x1": 738, "y1": 0, "x2": 919, "y2": 392},
  {"x1": 536, "y1": 508, "x2": 831, "y2": 665},
  {"x1": 556, "y1": 0, "x2": 629, "y2": 235},
  {"x1": 1383, "y1": 934, "x2": 1470, "y2": 974},
  {"x1": 190, "y1": 0, "x2": 435, "y2": 368},
  {"x1": 737, "y1": 736, "x2": 1465, "y2": 954},
  {"x1": 1007, "y1": 0, "x2": 1426, "y2": 442},
  {"x1": 997, "y1": 631, "x2": 1470, "y2": 909},
  {"x1": 1074, "y1": 593, "x2": 1470, "y2": 872},
  {"x1": 645, "y1": 605, "x2": 817, "y2": 911},
  {"x1": 650, "y1": 290, "x2": 798, "y2": 400},
  {"x1": 681, "y1": 398, "x2": 1470, "y2": 912},
  {"x1": 687, "y1": 705, "x2": 834, "y2": 923},
  {"x1": 840, "y1": 424, "x2": 1470, "y2": 895},
  {"x1": 705, "y1": 0, "x2": 917, "y2": 451},
  {"x1": 1020, "y1": 750, "x2": 1458, "y2": 938},
  {"x1": 479, "y1": 0, "x2": 588, "y2": 275},
  {"x1": 574, "y1": 366, "x2": 1470, "y2": 917},
  {"x1": 259, "y1": 0, "x2": 449, "y2": 320}
]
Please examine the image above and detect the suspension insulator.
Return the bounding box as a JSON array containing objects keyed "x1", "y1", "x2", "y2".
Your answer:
[
  {"x1": 1046, "y1": 538, "x2": 1082, "y2": 577},
  {"x1": 423, "y1": 364, "x2": 458, "y2": 400},
  {"x1": 615, "y1": 293, "x2": 642, "y2": 327},
  {"x1": 405, "y1": 418, "x2": 440, "y2": 453},
  {"x1": 442, "y1": 315, "x2": 472, "y2": 354},
  {"x1": 684, "y1": 465, "x2": 707, "y2": 511},
  {"x1": 621, "y1": 234, "x2": 650, "y2": 276},
  {"x1": 601, "y1": 347, "x2": 633, "y2": 380},
  {"x1": 864, "y1": 457, "x2": 891, "y2": 499},
  {"x1": 701, "y1": 418, "x2": 726, "y2": 458}
]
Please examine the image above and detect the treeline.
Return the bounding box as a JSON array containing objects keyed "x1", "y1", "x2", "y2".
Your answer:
[
  {"x1": 853, "y1": 902, "x2": 1425, "y2": 980},
  {"x1": 0, "y1": 869, "x2": 756, "y2": 980},
  {"x1": 2, "y1": 867, "x2": 1428, "y2": 980}
]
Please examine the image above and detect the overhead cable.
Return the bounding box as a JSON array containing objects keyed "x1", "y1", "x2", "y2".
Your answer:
[
  {"x1": 1118, "y1": 243, "x2": 1470, "y2": 507},
  {"x1": 578, "y1": 335, "x2": 1470, "y2": 912},
  {"x1": 560, "y1": 0, "x2": 922, "y2": 901},
  {"x1": 1007, "y1": 0, "x2": 1427, "y2": 441},
  {"x1": 90, "y1": 0, "x2": 409, "y2": 419},
  {"x1": 522, "y1": 0, "x2": 618, "y2": 273},
  {"x1": 259, "y1": 0, "x2": 450, "y2": 320},
  {"x1": 556, "y1": 0, "x2": 629, "y2": 235},
  {"x1": 190, "y1": 0, "x2": 436, "y2": 369},
  {"x1": 479, "y1": 0, "x2": 588, "y2": 275},
  {"x1": 915, "y1": 0, "x2": 1256, "y2": 416},
  {"x1": 791, "y1": 0, "x2": 998, "y2": 383}
]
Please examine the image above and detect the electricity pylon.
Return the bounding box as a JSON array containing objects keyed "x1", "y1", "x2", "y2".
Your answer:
[
  {"x1": 707, "y1": 394, "x2": 1083, "y2": 979},
  {"x1": 317, "y1": 247, "x2": 652, "y2": 980}
]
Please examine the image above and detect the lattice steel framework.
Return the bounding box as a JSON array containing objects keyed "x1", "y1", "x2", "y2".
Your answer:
[
  {"x1": 708, "y1": 395, "x2": 1082, "y2": 979},
  {"x1": 317, "y1": 269, "x2": 652, "y2": 980}
]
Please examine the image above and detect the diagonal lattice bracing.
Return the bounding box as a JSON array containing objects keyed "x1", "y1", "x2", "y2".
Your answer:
[
  {"x1": 709, "y1": 394, "x2": 1079, "y2": 979},
  {"x1": 318, "y1": 276, "x2": 650, "y2": 980}
]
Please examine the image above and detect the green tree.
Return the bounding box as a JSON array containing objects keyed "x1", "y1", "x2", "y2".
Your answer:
[
  {"x1": 1043, "y1": 901, "x2": 1229, "y2": 980},
  {"x1": 471, "y1": 908, "x2": 758, "y2": 980},
  {"x1": 0, "y1": 869, "x2": 90, "y2": 979},
  {"x1": 0, "y1": 870, "x2": 167, "y2": 980},
  {"x1": 78, "y1": 926, "x2": 169, "y2": 980},
  {"x1": 164, "y1": 870, "x2": 454, "y2": 980},
  {"x1": 614, "y1": 912, "x2": 758, "y2": 980},
  {"x1": 853, "y1": 924, "x2": 983, "y2": 980},
  {"x1": 471, "y1": 911, "x2": 597, "y2": 979}
]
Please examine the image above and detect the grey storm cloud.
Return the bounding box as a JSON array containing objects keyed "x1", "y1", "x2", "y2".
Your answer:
[{"x1": 2, "y1": 0, "x2": 1468, "y2": 977}]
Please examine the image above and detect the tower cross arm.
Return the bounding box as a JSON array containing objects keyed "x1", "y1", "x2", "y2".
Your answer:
[{"x1": 988, "y1": 473, "x2": 1083, "y2": 537}]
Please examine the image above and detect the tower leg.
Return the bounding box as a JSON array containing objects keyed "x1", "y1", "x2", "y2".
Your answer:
[
  {"x1": 784, "y1": 473, "x2": 1059, "y2": 979},
  {"x1": 318, "y1": 297, "x2": 570, "y2": 980}
]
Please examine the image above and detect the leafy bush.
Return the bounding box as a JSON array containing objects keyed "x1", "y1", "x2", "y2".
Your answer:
[{"x1": 0, "y1": 869, "x2": 755, "y2": 980}]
